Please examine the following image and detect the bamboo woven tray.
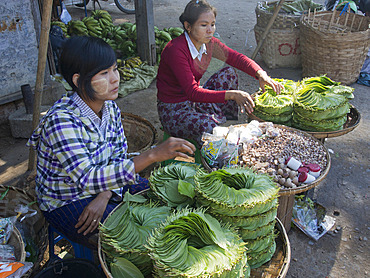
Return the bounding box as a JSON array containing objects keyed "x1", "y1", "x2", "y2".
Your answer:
[
  {"x1": 200, "y1": 124, "x2": 331, "y2": 196},
  {"x1": 98, "y1": 198, "x2": 291, "y2": 278},
  {"x1": 248, "y1": 105, "x2": 360, "y2": 140},
  {"x1": 8, "y1": 226, "x2": 26, "y2": 262},
  {"x1": 122, "y1": 112, "x2": 158, "y2": 154}
]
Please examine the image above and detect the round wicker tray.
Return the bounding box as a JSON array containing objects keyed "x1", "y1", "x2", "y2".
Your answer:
[
  {"x1": 9, "y1": 226, "x2": 26, "y2": 262},
  {"x1": 98, "y1": 194, "x2": 291, "y2": 278},
  {"x1": 248, "y1": 103, "x2": 361, "y2": 141},
  {"x1": 122, "y1": 112, "x2": 158, "y2": 154},
  {"x1": 200, "y1": 124, "x2": 331, "y2": 197}
]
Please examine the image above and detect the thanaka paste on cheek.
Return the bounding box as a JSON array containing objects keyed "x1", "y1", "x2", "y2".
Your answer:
[{"x1": 91, "y1": 78, "x2": 109, "y2": 96}]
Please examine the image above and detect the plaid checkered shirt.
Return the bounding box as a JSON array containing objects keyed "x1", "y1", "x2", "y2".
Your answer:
[{"x1": 27, "y1": 92, "x2": 136, "y2": 211}]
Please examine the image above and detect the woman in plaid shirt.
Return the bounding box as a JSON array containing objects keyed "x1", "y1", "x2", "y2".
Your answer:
[{"x1": 27, "y1": 36, "x2": 195, "y2": 248}]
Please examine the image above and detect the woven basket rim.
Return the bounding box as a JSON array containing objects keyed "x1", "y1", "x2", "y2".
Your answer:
[
  {"x1": 122, "y1": 112, "x2": 159, "y2": 153},
  {"x1": 11, "y1": 226, "x2": 26, "y2": 262},
  {"x1": 300, "y1": 10, "x2": 370, "y2": 35}
]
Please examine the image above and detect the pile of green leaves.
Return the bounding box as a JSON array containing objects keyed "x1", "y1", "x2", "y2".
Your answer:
[
  {"x1": 254, "y1": 79, "x2": 295, "y2": 125},
  {"x1": 100, "y1": 193, "x2": 171, "y2": 276},
  {"x1": 149, "y1": 163, "x2": 199, "y2": 208},
  {"x1": 145, "y1": 208, "x2": 249, "y2": 278},
  {"x1": 194, "y1": 167, "x2": 279, "y2": 269},
  {"x1": 292, "y1": 76, "x2": 354, "y2": 131},
  {"x1": 253, "y1": 75, "x2": 354, "y2": 132},
  {"x1": 262, "y1": 0, "x2": 324, "y2": 15}
]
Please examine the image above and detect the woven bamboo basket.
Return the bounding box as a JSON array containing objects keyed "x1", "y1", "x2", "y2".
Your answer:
[
  {"x1": 255, "y1": 1, "x2": 302, "y2": 30},
  {"x1": 300, "y1": 10, "x2": 370, "y2": 85},
  {"x1": 0, "y1": 185, "x2": 48, "y2": 277},
  {"x1": 122, "y1": 112, "x2": 158, "y2": 154},
  {"x1": 98, "y1": 200, "x2": 291, "y2": 278},
  {"x1": 254, "y1": 24, "x2": 301, "y2": 69},
  {"x1": 8, "y1": 226, "x2": 27, "y2": 262}
]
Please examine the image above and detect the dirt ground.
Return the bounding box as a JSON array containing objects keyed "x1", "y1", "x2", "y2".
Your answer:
[{"x1": 0, "y1": 0, "x2": 369, "y2": 277}]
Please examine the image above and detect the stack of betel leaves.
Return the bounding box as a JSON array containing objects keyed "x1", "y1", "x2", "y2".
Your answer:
[
  {"x1": 253, "y1": 75, "x2": 354, "y2": 132},
  {"x1": 100, "y1": 163, "x2": 282, "y2": 277},
  {"x1": 253, "y1": 79, "x2": 296, "y2": 126},
  {"x1": 194, "y1": 167, "x2": 280, "y2": 269}
]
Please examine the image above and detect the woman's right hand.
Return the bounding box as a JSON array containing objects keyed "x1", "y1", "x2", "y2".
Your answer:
[
  {"x1": 225, "y1": 90, "x2": 255, "y2": 114},
  {"x1": 133, "y1": 137, "x2": 196, "y2": 173}
]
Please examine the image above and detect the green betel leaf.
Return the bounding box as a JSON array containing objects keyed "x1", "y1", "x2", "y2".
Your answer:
[
  {"x1": 110, "y1": 257, "x2": 145, "y2": 278},
  {"x1": 122, "y1": 191, "x2": 147, "y2": 203},
  {"x1": 178, "y1": 179, "x2": 196, "y2": 199}
]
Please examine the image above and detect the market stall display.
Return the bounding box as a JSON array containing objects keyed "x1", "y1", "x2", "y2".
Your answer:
[
  {"x1": 200, "y1": 122, "x2": 331, "y2": 232},
  {"x1": 99, "y1": 162, "x2": 292, "y2": 277}
]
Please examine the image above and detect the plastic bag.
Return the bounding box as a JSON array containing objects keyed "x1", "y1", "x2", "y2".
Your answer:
[
  {"x1": 0, "y1": 245, "x2": 16, "y2": 262},
  {"x1": 292, "y1": 196, "x2": 335, "y2": 241},
  {"x1": 201, "y1": 139, "x2": 239, "y2": 168},
  {"x1": 0, "y1": 262, "x2": 33, "y2": 278},
  {"x1": 0, "y1": 217, "x2": 17, "y2": 245},
  {"x1": 60, "y1": 2, "x2": 72, "y2": 24}
]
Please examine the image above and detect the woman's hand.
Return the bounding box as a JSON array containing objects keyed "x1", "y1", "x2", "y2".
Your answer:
[
  {"x1": 225, "y1": 90, "x2": 255, "y2": 114},
  {"x1": 256, "y1": 70, "x2": 283, "y2": 94},
  {"x1": 133, "y1": 137, "x2": 196, "y2": 173},
  {"x1": 75, "y1": 191, "x2": 112, "y2": 235}
]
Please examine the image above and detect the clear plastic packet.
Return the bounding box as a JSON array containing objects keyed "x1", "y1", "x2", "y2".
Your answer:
[
  {"x1": 201, "y1": 139, "x2": 239, "y2": 168},
  {"x1": 0, "y1": 217, "x2": 17, "y2": 245},
  {"x1": 292, "y1": 195, "x2": 335, "y2": 241},
  {"x1": 0, "y1": 244, "x2": 16, "y2": 262}
]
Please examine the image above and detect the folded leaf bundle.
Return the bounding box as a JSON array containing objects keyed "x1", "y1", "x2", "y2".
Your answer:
[
  {"x1": 212, "y1": 206, "x2": 277, "y2": 230},
  {"x1": 149, "y1": 163, "x2": 200, "y2": 208},
  {"x1": 247, "y1": 240, "x2": 276, "y2": 269},
  {"x1": 100, "y1": 197, "x2": 171, "y2": 276},
  {"x1": 294, "y1": 89, "x2": 350, "y2": 121},
  {"x1": 146, "y1": 208, "x2": 249, "y2": 277},
  {"x1": 239, "y1": 220, "x2": 276, "y2": 240},
  {"x1": 194, "y1": 167, "x2": 279, "y2": 217},
  {"x1": 292, "y1": 112, "x2": 347, "y2": 132}
]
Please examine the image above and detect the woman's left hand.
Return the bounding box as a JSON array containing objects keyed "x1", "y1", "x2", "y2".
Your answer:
[
  {"x1": 75, "y1": 191, "x2": 112, "y2": 235},
  {"x1": 256, "y1": 70, "x2": 283, "y2": 94}
]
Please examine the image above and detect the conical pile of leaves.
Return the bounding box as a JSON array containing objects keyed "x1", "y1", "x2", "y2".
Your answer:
[
  {"x1": 194, "y1": 167, "x2": 279, "y2": 269},
  {"x1": 146, "y1": 207, "x2": 249, "y2": 278}
]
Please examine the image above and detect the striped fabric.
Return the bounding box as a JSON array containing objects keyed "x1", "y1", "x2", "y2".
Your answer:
[{"x1": 27, "y1": 92, "x2": 138, "y2": 212}]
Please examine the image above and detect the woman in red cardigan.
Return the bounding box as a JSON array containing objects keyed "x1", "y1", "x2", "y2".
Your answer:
[{"x1": 157, "y1": 0, "x2": 282, "y2": 146}]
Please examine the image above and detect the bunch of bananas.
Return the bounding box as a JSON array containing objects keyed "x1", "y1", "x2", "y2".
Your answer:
[
  {"x1": 51, "y1": 21, "x2": 69, "y2": 37},
  {"x1": 91, "y1": 10, "x2": 113, "y2": 30},
  {"x1": 154, "y1": 27, "x2": 184, "y2": 63},
  {"x1": 116, "y1": 57, "x2": 143, "y2": 81},
  {"x1": 82, "y1": 16, "x2": 103, "y2": 38},
  {"x1": 67, "y1": 20, "x2": 89, "y2": 36}
]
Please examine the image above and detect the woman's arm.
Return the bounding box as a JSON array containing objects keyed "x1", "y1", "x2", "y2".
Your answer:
[
  {"x1": 212, "y1": 38, "x2": 282, "y2": 94},
  {"x1": 132, "y1": 137, "x2": 195, "y2": 173}
]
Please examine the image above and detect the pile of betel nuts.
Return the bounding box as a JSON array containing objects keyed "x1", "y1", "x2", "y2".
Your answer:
[{"x1": 239, "y1": 126, "x2": 328, "y2": 189}]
